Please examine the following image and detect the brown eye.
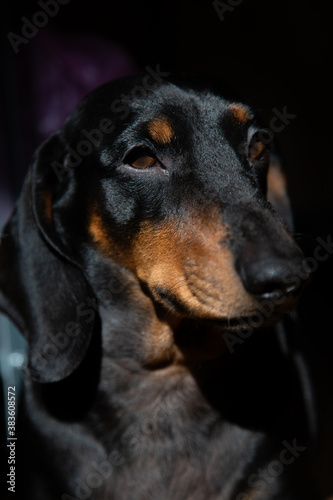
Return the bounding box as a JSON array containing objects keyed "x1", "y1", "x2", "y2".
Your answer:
[
  {"x1": 131, "y1": 155, "x2": 157, "y2": 169},
  {"x1": 248, "y1": 130, "x2": 270, "y2": 163},
  {"x1": 249, "y1": 140, "x2": 266, "y2": 160}
]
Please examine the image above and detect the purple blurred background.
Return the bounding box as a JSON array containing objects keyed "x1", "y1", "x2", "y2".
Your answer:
[{"x1": 0, "y1": 28, "x2": 137, "y2": 224}]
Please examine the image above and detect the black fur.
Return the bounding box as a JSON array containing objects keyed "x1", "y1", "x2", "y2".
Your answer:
[{"x1": 0, "y1": 75, "x2": 316, "y2": 499}]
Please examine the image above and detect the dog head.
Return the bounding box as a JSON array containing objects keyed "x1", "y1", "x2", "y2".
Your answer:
[{"x1": 0, "y1": 75, "x2": 306, "y2": 382}]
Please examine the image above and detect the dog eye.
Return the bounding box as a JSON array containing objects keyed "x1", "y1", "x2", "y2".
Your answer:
[
  {"x1": 248, "y1": 132, "x2": 270, "y2": 163},
  {"x1": 249, "y1": 140, "x2": 265, "y2": 160},
  {"x1": 131, "y1": 155, "x2": 158, "y2": 169},
  {"x1": 123, "y1": 148, "x2": 163, "y2": 170}
]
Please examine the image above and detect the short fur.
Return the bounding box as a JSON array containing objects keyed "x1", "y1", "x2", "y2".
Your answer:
[{"x1": 0, "y1": 75, "x2": 316, "y2": 499}]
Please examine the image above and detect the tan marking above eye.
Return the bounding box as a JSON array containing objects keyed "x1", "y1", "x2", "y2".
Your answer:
[
  {"x1": 148, "y1": 118, "x2": 174, "y2": 144},
  {"x1": 131, "y1": 214, "x2": 258, "y2": 321},
  {"x1": 131, "y1": 155, "x2": 157, "y2": 169},
  {"x1": 230, "y1": 103, "x2": 252, "y2": 124},
  {"x1": 249, "y1": 140, "x2": 266, "y2": 160}
]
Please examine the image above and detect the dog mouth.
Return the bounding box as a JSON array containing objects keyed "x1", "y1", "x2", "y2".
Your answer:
[
  {"x1": 144, "y1": 282, "x2": 302, "y2": 368},
  {"x1": 148, "y1": 284, "x2": 300, "y2": 367},
  {"x1": 143, "y1": 253, "x2": 305, "y2": 367},
  {"x1": 152, "y1": 281, "x2": 300, "y2": 328}
]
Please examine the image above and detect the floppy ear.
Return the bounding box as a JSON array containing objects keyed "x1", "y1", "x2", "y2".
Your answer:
[
  {"x1": 267, "y1": 155, "x2": 294, "y2": 231},
  {"x1": 0, "y1": 133, "x2": 96, "y2": 383}
]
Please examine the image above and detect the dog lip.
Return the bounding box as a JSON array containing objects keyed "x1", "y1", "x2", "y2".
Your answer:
[
  {"x1": 215, "y1": 302, "x2": 298, "y2": 331},
  {"x1": 253, "y1": 285, "x2": 300, "y2": 301},
  {"x1": 214, "y1": 317, "x2": 260, "y2": 332}
]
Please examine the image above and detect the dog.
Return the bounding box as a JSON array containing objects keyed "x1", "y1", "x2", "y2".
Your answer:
[{"x1": 0, "y1": 74, "x2": 317, "y2": 499}]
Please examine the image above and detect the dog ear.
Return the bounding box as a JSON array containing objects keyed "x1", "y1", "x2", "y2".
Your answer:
[
  {"x1": 0, "y1": 133, "x2": 96, "y2": 383},
  {"x1": 267, "y1": 155, "x2": 294, "y2": 231}
]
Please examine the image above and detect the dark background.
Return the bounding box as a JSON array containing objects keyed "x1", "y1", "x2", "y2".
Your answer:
[
  {"x1": 0, "y1": 0, "x2": 332, "y2": 495},
  {"x1": 1, "y1": 0, "x2": 333, "y2": 212},
  {"x1": 1, "y1": 0, "x2": 333, "y2": 210}
]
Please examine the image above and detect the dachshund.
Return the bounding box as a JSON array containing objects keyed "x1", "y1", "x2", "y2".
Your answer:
[{"x1": 0, "y1": 74, "x2": 317, "y2": 499}]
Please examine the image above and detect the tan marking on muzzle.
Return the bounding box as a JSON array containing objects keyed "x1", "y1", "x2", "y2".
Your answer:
[
  {"x1": 88, "y1": 206, "x2": 137, "y2": 269},
  {"x1": 88, "y1": 207, "x2": 110, "y2": 252},
  {"x1": 131, "y1": 210, "x2": 257, "y2": 320}
]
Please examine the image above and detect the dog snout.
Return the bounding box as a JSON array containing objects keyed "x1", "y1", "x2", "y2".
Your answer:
[{"x1": 236, "y1": 246, "x2": 307, "y2": 302}]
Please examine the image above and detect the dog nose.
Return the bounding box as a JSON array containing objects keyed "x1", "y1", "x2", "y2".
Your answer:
[{"x1": 236, "y1": 249, "x2": 305, "y2": 301}]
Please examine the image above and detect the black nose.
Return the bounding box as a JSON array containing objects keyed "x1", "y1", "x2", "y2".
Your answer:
[{"x1": 237, "y1": 248, "x2": 306, "y2": 301}]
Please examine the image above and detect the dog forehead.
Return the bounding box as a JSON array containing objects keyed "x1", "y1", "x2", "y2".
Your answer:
[
  {"x1": 67, "y1": 78, "x2": 253, "y2": 146},
  {"x1": 123, "y1": 87, "x2": 252, "y2": 147},
  {"x1": 131, "y1": 85, "x2": 234, "y2": 125}
]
